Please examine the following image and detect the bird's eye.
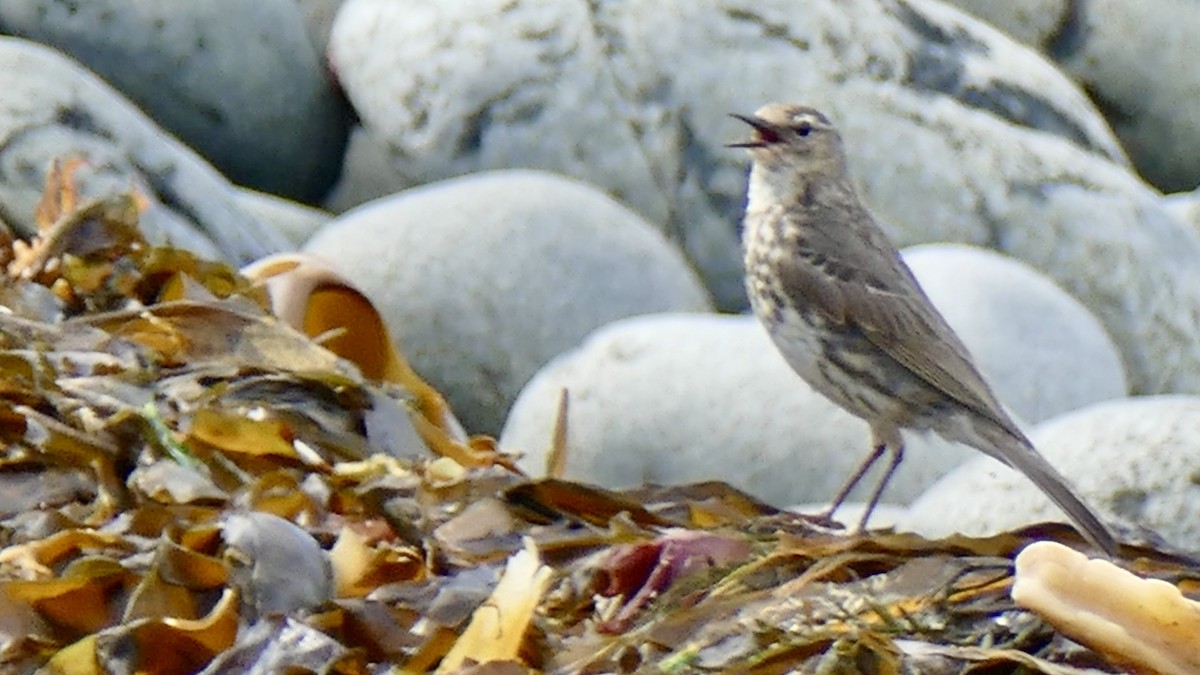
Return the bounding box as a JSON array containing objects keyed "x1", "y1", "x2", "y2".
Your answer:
[{"x1": 796, "y1": 121, "x2": 812, "y2": 137}]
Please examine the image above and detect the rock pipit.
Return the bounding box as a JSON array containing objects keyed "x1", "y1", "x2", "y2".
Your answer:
[{"x1": 731, "y1": 103, "x2": 1117, "y2": 556}]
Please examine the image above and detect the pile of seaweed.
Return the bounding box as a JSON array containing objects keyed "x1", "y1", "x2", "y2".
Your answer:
[{"x1": 0, "y1": 162, "x2": 1194, "y2": 674}]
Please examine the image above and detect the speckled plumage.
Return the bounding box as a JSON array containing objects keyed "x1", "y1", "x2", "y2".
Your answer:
[{"x1": 733, "y1": 103, "x2": 1116, "y2": 555}]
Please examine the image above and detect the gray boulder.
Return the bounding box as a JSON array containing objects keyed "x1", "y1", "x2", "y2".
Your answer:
[
  {"x1": 326, "y1": 0, "x2": 1200, "y2": 399},
  {"x1": 946, "y1": 0, "x2": 1200, "y2": 192},
  {"x1": 500, "y1": 312, "x2": 970, "y2": 508},
  {"x1": 234, "y1": 188, "x2": 331, "y2": 250},
  {"x1": 902, "y1": 395, "x2": 1200, "y2": 551},
  {"x1": 903, "y1": 243, "x2": 1127, "y2": 423},
  {"x1": 0, "y1": 38, "x2": 289, "y2": 264},
  {"x1": 0, "y1": 0, "x2": 351, "y2": 201},
  {"x1": 502, "y1": 244, "x2": 1128, "y2": 508},
  {"x1": 939, "y1": 0, "x2": 1069, "y2": 46},
  {"x1": 304, "y1": 170, "x2": 712, "y2": 434}
]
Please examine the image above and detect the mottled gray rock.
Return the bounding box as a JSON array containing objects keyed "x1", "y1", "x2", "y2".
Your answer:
[
  {"x1": 328, "y1": 0, "x2": 1200, "y2": 399},
  {"x1": 940, "y1": 0, "x2": 1069, "y2": 47},
  {"x1": 329, "y1": 0, "x2": 1125, "y2": 310},
  {"x1": 304, "y1": 170, "x2": 712, "y2": 434},
  {"x1": 904, "y1": 244, "x2": 1127, "y2": 423},
  {"x1": 1048, "y1": 0, "x2": 1200, "y2": 192},
  {"x1": 328, "y1": 0, "x2": 740, "y2": 308},
  {"x1": 501, "y1": 242, "x2": 1128, "y2": 509},
  {"x1": 323, "y1": 125, "x2": 407, "y2": 213},
  {"x1": 0, "y1": 0, "x2": 351, "y2": 201},
  {"x1": 0, "y1": 38, "x2": 289, "y2": 263},
  {"x1": 944, "y1": 0, "x2": 1200, "y2": 192},
  {"x1": 234, "y1": 188, "x2": 331, "y2": 249},
  {"x1": 902, "y1": 396, "x2": 1200, "y2": 551},
  {"x1": 500, "y1": 312, "x2": 968, "y2": 508},
  {"x1": 990, "y1": 171, "x2": 1200, "y2": 396}
]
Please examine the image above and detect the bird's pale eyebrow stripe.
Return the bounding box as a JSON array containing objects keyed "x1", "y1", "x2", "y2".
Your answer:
[{"x1": 793, "y1": 111, "x2": 831, "y2": 126}]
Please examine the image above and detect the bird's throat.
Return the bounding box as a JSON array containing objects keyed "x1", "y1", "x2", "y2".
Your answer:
[{"x1": 747, "y1": 163, "x2": 849, "y2": 217}]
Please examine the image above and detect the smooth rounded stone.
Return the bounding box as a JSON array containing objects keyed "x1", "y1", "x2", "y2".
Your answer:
[
  {"x1": 946, "y1": 0, "x2": 1200, "y2": 193},
  {"x1": 234, "y1": 188, "x2": 331, "y2": 250},
  {"x1": 224, "y1": 512, "x2": 332, "y2": 615},
  {"x1": 0, "y1": 0, "x2": 351, "y2": 201},
  {"x1": 1047, "y1": 1, "x2": 1200, "y2": 192},
  {"x1": 322, "y1": 125, "x2": 408, "y2": 213},
  {"x1": 501, "y1": 313, "x2": 977, "y2": 508},
  {"x1": 0, "y1": 38, "x2": 289, "y2": 265},
  {"x1": 303, "y1": 170, "x2": 713, "y2": 435},
  {"x1": 902, "y1": 243, "x2": 1127, "y2": 423},
  {"x1": 991, "y1": 170, "x2": 1200, "y2": 397},
  {"x1": 324, "y1": 0, "x2": 719, "y2": 309},
  {"x1": 329, "y1": 0, "x2": 1122, "y2": 311},
  {"x1": 503, "y1": 242, "x2": 1132, "y2": 507},
  {"x1": 327, "y1": 0, "x2": 1200, "y2": 399},
  {"x1": 940, "y1": 0, "x2": 1069, "y2": 46},
  {"x1": 901, "y1": 396, "x2": 1200, "y2": 551}
]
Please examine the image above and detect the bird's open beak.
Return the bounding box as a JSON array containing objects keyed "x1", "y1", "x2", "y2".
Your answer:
[{"x1": 726, "y1": 113, "x2": 779, "y2": 148}]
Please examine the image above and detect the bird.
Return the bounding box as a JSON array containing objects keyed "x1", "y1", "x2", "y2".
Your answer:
[{"x1": 729, "y1": 102, "x2": 1118, "y2": 556}]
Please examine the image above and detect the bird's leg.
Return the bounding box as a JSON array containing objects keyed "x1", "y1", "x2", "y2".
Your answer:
[
  {"x1": 856, "y1": 442, "x2": 904, "y2": 532},
  {"x1": 816, "y1": 443, "x2": 887, "y2": 525}
]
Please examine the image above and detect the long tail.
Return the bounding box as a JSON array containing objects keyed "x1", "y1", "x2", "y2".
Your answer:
[{"x1": 977, "y1": 426, "x2": 1118, "y2": 557}]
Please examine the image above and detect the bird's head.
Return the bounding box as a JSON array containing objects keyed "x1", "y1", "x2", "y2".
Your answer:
[{"x1": 729, "y1": 103, "x2": 846, "y2": 175}]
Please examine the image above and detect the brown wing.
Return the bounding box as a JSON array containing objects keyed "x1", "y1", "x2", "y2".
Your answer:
[{"x1": 776, "y1": 209, "x2": 1013, "y2": 428}]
